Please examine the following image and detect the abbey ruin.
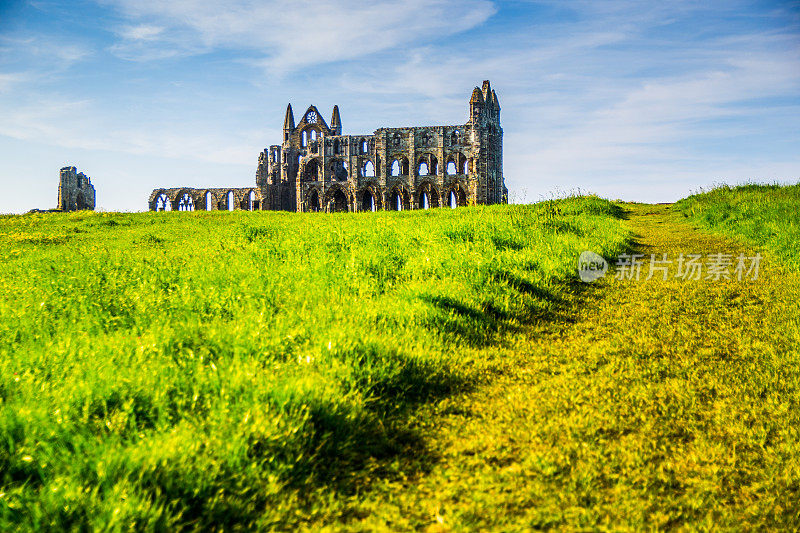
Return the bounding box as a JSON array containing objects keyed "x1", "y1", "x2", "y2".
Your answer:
[
  {"x1": 58, "y1": 166, "x2": 96, "y2": 211},
  {"x1": 148, "y1": 80, "x2": 505, "y2": 212}
]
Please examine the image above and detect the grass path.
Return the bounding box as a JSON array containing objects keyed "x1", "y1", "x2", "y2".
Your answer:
[{"x1": 327, "y1": 203, "x2": 800, "y2": 530}]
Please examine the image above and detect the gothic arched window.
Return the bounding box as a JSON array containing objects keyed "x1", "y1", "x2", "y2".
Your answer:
[{"x1": 156, "y1": 193, "x2": 171, "y2": 211}]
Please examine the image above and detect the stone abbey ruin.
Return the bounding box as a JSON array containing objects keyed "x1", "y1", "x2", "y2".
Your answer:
[
  {"x1": 148, "y1": 81, "x2": 505, "y2": 212},
  {"x1": 58, "y1": 166, "x2": 96, "y2": 211}
]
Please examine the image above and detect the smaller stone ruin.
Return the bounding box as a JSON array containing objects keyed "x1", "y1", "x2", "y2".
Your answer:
[{"x1": 58, "y1": 166, "x2": 96, "y2": 211}]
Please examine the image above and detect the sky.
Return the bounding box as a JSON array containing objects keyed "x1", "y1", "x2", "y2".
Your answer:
[{"x1": 0, "y1": 0, "x2": 798, "y2": 213}]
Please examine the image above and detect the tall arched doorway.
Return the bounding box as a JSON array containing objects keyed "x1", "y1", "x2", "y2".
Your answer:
[
  {"x1": 307, "y1": 189, "x2": 320, "y2": 212},
  {"x1": 330, "y1": 189, "x2": 348, "y2": 212},
  {"x1": 362, "y1": 190, "x2": 376, "y2": 212},
  {"x1": 390, "y1": 189, "x2": 409, "y2": 211}
]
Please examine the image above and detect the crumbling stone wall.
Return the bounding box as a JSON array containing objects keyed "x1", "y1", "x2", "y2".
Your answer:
[
  {"x1": 149, "y1": 80, "x2": 506, "y2": 213},
  {"x1": 58, "y1": 166, "x2": 96, "y2": 211},
  {"x1": 147, "y1": 187, "x2": 263, "y2": 211}
]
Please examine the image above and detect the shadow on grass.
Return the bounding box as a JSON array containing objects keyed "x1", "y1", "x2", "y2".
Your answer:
[
  {"x1": 420, "y1": 265, "x2": 584, "y2": 348},
  {"x1": 253, "y1": 269, "x2": 609, "y2": 525},
  {"x1": 268, "y1": 208, "x2": 634, "y2": 525}
]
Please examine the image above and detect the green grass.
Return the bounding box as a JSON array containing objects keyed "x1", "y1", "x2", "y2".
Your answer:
[
  {"x1": 0, "y1": 197, "x2": 629, "y2": 530},
  {"x1": 338, "y1": 201, "x2": 800, "y2": 530},
  {"x1": 675, "y1": 182, "x2": 800, "y2": 269}
]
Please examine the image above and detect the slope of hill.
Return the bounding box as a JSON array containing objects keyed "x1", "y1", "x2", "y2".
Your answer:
[{"x1": 675, "y1": 183, "x2": 800, "y2": 270}]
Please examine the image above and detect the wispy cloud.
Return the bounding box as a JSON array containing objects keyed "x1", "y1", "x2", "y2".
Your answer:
[
  {"x1": 0, "y1": 72, "x2": 29, "y2": 93},
  {"x1": 0, "y1": 95, "x2": 267, "y2": 165},
  {"x1": 117, "y1": 24, "x2": 165, "y2": 41},
  {"x1": 102, "y1": 0, "x2": 496, "y2": 71},
  {"x1": 333, "y1": 2, "x2": 799, "y2": 202},
  {"x1": 0, "y1": 34, "x2": 92, "y2": 68}
]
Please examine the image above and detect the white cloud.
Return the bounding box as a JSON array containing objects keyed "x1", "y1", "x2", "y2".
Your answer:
[
  {"x1": 0, "y1": 72, "x2": 28, "y2": 93},
  {"x1": 0, "y1": 96, "x2": 267, "y2": 166},
  {"x1": 101, "y1": 0, "x2": 496, "y2": 70},
  {"x1": 0, "y1": 34, "x2": 92, "y2": 67},
  {"x1": 118, "y1": 24, "x2": 165, "y2": 41},
  {"x1": 330, "y1": 5, "x2": 799, "y2": 203}
]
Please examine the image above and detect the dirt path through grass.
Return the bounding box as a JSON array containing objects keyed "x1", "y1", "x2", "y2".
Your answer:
[{"x1": 334, "y1": 203, "x2": 800, "y2": 530}]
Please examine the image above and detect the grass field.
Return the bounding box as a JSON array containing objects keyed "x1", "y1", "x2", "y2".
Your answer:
[
  {"x1": 676, "y1": 182, "x2": 800, "y2": 270},
  {"x1": 0, "y1": 197, "x2": 630, "y2": 530},
  {"x1": 334, "y1": 199, "x2": 800, "y2": 530}
]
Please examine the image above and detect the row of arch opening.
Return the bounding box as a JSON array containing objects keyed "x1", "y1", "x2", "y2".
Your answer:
[
  {"x1": 300, "y1": 154, "x2": 470, "y2": 182},
  {"x1": 153, "y1": 190, "x2": 259, "y2": 212},
  {"x1": 305, "y1": 186, "x2": 468, "y2": 213}
]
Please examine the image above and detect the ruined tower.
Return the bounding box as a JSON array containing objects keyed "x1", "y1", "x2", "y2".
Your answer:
[
  {"x1": 149, "y1": 81, "x2": 505, "y2": 212},
  {"x1": 255, "y1": 80, "x2": 505, "y2": 212},
  {"x1": 57, "y1": 166, "x2": 96, "y2": 211}
]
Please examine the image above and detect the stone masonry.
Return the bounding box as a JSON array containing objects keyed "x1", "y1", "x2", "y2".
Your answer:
[
  {"x1": 148, "y1": 80, "x2": 505, "y2": 212},
  {"x1": 58, "y1": 166, "x2": 96, "y2": 211}
]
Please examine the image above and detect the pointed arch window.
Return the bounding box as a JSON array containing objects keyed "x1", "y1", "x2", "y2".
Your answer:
[
  {"x1": 177, "y1": 193, "x2": 194, "y2": 211},
  {"x1": 363, "y1": 160, "x2": 375, "y2": 177},
  {"x1": 156, "y1": 193, "x2": 171, "y2": 211}
]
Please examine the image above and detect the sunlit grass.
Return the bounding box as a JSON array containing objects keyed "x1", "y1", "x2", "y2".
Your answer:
[
  {"x1": 675, "y1": 182, "x2": 800, "y2": 270},
  {"x1": 339, "y1": 200, "x2": 800, "y2": 531},
  {"x1": 0, "y1": 197, "x2": 629, "y2": 529}
]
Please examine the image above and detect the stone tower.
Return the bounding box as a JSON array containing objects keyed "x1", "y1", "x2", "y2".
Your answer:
[
  {"x1": 149, "y1": 80, "x2": 506, "y2": 212},
  {"x1": 58, "y1": 166, "x2": 96, "y2": 211},
  {"x1": 254, "y1": 80, "x2": 506, "y2": 212}
]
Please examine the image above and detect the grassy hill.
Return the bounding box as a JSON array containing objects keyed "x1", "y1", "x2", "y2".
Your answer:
[
  {"x1": 338, "y1": 199, "x2": 800, "y2": 530},
  {"x1": 0, "y1": 198, "x2": 629, "y2": 529},
  {"x1": 675, "y1": 182, "x2": 800, "y2": 270}
]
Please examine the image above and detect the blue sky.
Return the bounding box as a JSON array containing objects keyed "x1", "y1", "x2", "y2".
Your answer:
[{"x1": 0, "y1": 0, "x2": 798, "y2": 213}]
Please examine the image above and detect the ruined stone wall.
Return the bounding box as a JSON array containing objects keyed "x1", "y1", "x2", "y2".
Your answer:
[
  {"x1": 147, "y1": 187, "x2": 263, "y2": 211},
  {"x1": 151, "y1": 80, "x2": 504, "y2": 213},
  {"x1": 257, "y1": 80, "x2": 504, "y2": 213},
  {"x1": 58, "y1": 166, "x2": 96, "y2": 211}
]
